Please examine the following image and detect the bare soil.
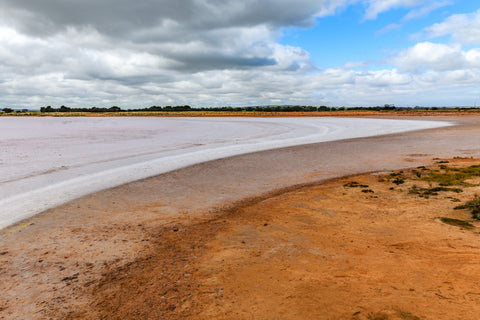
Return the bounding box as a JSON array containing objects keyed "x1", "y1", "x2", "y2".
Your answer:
[
  {"x1": 84, "y1": 158, "x2": 480, "y2": 320},
  {"x1": 2, "y1": 158, "x2": 480, "y2": 319}
]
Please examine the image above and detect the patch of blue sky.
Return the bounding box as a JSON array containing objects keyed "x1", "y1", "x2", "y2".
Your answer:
[{"x1": 280, "y1": 1, "x2": 478, "y2": 70}]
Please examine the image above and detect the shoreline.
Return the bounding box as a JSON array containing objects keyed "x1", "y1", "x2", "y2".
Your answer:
[
  {"x1": 1, "y1": 115, "x2": 480, "y2": 318},
  {"x1": 0, "y1": 116, "x2": 451, "y2": 230}
]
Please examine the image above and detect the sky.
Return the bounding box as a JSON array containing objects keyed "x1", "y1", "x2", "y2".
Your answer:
[{"x1": 0, "y1": 0, "x2": 479, "y2": 108}]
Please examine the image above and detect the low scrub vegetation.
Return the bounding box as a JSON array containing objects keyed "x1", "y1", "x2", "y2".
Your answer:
[
  {"x1": 420, "y1": 165, "x2": 480, "y2": 186},
  {"x1": 344, "y1": 181, "x2": 369, "y2": 188},
  {"x1": 408, "y1": 185, "x2": 463, "y2": 198},
  {"x1": 455, "y1": 196, "x2": 480, "y2": 220}
]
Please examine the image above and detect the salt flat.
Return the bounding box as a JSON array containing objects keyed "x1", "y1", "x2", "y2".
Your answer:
[{"x1": 0, "y1": 117, "x2": 450, "y2": 229}]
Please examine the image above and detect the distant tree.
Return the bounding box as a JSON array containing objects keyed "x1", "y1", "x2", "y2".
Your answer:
[
  {"x1": 2, "y1": 108, "x2": 13, "y2": 113},
  {"x1": 108, "y1": 106, "x2": 122, "y2": 112},
  {"x1": 40, "y1": 106, "x2": 54, "y2": 112}
]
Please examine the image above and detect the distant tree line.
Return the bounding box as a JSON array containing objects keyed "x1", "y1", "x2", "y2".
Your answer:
[
  {"x1": 1, "y1": 104, "x2": 477, "y2": 114},
  {"x1": 1, "y1": 107, "x2": 29, "y2": 113},
  {"x1": 40, "y1": 105, "x2": 123, "y2": 113},
  {"x1": 38, "y1": 104, "x2": 418, "y2": 113}
]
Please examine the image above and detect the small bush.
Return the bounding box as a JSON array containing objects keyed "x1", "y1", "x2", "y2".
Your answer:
[
  {"x1": 412, "y1": 170, "x2": 422, "y2": 178},
  {"x1": 446, "y1": 197, "x2": 461, "y2": 202},
  {"x1": 361, "y1": 189, "x2": 374, "y2": 193},
  {"x1": 455, "y1": 196, "x2": 480, "y2": 220},
  {"x1": 392, "y1": 177, "x2": 405, "y2": 185},
  {"x1": 344, "y1": 181, "x2": 369, "y2": 188}
]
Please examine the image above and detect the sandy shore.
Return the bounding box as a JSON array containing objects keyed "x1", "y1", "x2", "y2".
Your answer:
[{"x1": 1, "y1": 115, "x2": 480, "y2": 319}]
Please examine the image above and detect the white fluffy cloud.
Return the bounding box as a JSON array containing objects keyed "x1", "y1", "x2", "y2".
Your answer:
[
  {"x1": 393, "y1": 42, "x2": 467, "y2": 72},
  {"x1": 425, "y1": 9, "x2": 480, "y2": 45},
  {"x1": 393, "y1": 36, "x2": 480, "y2": 73}
]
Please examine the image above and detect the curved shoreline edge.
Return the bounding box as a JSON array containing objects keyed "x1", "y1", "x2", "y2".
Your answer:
[{"x1": 0, "y1": 117, "x2": 452, "y2": 230}]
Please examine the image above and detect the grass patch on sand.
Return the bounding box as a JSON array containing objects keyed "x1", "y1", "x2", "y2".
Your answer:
[
  {"x1": 384, "y1": 172, "x2": 406, "y2": 185},
  {"x1": 408, "y1": 185, "x2": 463, "y2": 198},
  {"x1": 438, "y1": 217, "x2": 475, "y2": 230},
  {"x1": 420, "y1": 165, "x2": 480, "y2": 186}
]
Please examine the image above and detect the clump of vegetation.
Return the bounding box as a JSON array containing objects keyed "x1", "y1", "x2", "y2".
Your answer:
[
  {"x1": 454, "y1": 196, "x2": 480, "y2": 220},
  {"x1": 420, "y1": 165, "x2": 480, "y2": 186},
  {"x1": 438, "y1": 217, "x2": 475, "y2": 230},
  {"x1": 367, "y1": 313, "x2": 389, "y2": 320},
  {"x1": 445, "y1": 196, "x2": 461, "y2": 202},
  {"x1": 385, "y1": 172, "x2": 406, "y2": 185},
  {"x1": 344, "y1": 181, "x2": 369, "y2": 188},
  {"x1": 412, "y1": 170, "x2": 422, "y2": 178},
  {"x1": 408, "y1": 185, "x2": 463, "y2": 198},
  {"x1": 392, "y1": 177, "x2": 405, "y2": 185},
  {"x1": 361, "y1": 189, "x2": 374, "y2": 193},
  {"x1": 396, "y1": 309, "x2": 421, "y2": 320}
]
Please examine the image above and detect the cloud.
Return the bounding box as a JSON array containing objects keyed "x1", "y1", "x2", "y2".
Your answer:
[
  {"x1": 375, "y1": 23, "x2": 402, "y2": 36},
  {"x1": 0, "y1": 0, "x2": 339, "y2": 107},
  {"x1": 424, "y1": 9, "x2": 480, "y2": 45},
  {"x1": 0, "y1": 0, "x2": 336, "y2": 76},
  {"x1": 393, "y1": 42, "x2": 468, "y2": 72},
  {"x1": 363, "y1": 0, "x2": 426, "y2": 20},
  {"x1": 403, "y1": 0, "x2": 452, "y2": 20},
  {"x1": 0, "y1": 0, "x2": 333, "y2": 38},
  {"x1": 387, "y1": 42, "x2": 480, "y2": 106}
]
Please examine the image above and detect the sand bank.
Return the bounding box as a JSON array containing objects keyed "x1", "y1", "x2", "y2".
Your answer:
[{"x1": 0, "y1": 115, "x2": 480, "y2": 319}]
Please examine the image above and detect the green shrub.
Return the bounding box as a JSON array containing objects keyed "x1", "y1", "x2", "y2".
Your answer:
[
  {"x1": 408, "y1": 185, "x2": 462, "y2": 198},
  {"x1": 361, "y1": 189, "x2": 374, "y2": 193},
  {"x1": 344, "y1": 181, "x2": 369, "y2": 188},
  {"x1": 455, "y1": 196, "x2": 480, "y2": 220}
]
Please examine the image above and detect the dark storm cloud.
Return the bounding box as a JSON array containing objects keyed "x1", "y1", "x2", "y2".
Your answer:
[
  {"x1": 0, "y1": 0, "x2": 331, "y2": 75},
  {"x1": 0, "y1": 0, "x2": 326, "y2": 38}
]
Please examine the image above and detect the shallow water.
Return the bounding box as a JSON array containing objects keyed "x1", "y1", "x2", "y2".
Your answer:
[{"x1": 0, "y1": 117, "x2": 451, "y2": 228}]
